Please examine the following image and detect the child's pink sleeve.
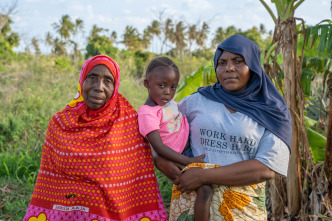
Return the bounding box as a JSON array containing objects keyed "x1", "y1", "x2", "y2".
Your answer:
[{"x1": 138, "y1": 106, "x2": 160, "y2": 137}]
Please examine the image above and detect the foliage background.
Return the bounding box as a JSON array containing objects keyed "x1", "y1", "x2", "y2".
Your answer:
[{"x1": 0, "y1": 3, "x2": 331, "y2": 220}]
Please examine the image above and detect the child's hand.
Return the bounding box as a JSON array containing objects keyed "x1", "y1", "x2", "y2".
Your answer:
[{"x1": 188, "y1": 153, "x2": 205, "y2": 164}]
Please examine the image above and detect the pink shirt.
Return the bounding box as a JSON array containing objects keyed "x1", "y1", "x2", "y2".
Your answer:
[{"x1": 138, "y1": 100, "x2": 189, "y2": 153}]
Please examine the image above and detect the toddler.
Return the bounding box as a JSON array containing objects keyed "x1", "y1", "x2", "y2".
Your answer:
[{"x1": 138, "y1": 56, "x2": 213, "y2": 221}]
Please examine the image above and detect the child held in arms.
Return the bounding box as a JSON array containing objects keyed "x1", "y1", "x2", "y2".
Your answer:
[{"x1": 138, "y1": 56, "x2": 213, "y2": 221}]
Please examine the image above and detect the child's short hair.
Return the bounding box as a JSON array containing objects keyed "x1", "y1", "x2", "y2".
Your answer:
[{"x1": 145, "y1": 57, "x2": 180, "y2": 79}]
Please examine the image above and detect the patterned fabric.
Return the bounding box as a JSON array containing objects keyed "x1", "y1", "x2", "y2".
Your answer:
[
  {"x1": 24, "y1": 55, "x2": 167, "y2": 221},
  {"x1": 169, "y1": 163, "x2": 267, "y2": 221}
]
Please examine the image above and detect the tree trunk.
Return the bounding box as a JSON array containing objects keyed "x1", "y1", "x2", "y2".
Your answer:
[
  {"x1": 268, "y1": 176, "x2": 287, "y2": 220},
  {"x1": 278, "y1": 17, "x2": 302, "y2": 217},
  {"x1": 325, "y1": 72, "x2": 332, "y2": 201},
  {"x1": 267, "y1": 17, "x2": 314, "y2": 219}
]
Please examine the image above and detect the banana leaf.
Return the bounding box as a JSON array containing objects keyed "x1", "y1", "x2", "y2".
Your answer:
[{"x1": 175, "y1": 66, "x2": 215, "y2": 102}]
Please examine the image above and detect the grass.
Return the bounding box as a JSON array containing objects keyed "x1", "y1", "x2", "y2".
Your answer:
[{"x1": 0, "y1": 177, "x2": 35, "y2": 220}]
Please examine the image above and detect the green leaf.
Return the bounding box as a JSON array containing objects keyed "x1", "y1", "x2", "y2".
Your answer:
[
  {"x1": 174, "y1": 66, "x2": 205, "y2": 102},
  {"x1": 306, "y1": 127, "x2": 327, "y2": 163},
  {"x1": 301, "y1": 68, "x2": 313, "y2": 96},
  {"x1": 177, "y1": 210, "x2": 195, "y2": 221},
  {"x1": 175, "y1": 65, "x2": 217, "y2": 102},
  {"x1": 316, "y1": 214, "x2": 332, "y2": 221},
  {"x1": 202, "y1": 66, "x2": 216, "y2": 85},
  {"x1": 318, "y1": 25, "x2": 329, "y2": 53},
  {"x1": 304, "y1": 116, "x2": 318, "y2": 128}
]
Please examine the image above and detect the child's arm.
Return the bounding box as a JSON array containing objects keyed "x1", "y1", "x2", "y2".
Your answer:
[{"x1": 146, "y1": 130, "x2": 205, "y2": 166}]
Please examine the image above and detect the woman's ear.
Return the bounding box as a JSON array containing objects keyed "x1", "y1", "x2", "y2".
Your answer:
[{"x1": 144, "y1": 79, "x2": 149, "y2": 89}]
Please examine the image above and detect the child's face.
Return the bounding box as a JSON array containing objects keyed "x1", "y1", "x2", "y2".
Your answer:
[{"x1": 144, "y1": 66, "x2": 179, "y2": 106}]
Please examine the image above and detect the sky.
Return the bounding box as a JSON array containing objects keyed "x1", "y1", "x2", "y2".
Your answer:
[{"x1": 2, "y1": 0, "x2": 331, "y2": 53}]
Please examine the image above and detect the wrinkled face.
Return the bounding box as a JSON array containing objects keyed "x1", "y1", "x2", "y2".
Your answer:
[
  {"x1": 82, "y1": 64, "x2": 115, "y2": 110},
  {"x1": 216, "y1": 51, "x2": 251, "y2": 92},
  {"x1": 144, "y1": 66, "x2": 179, "y2": 106}
]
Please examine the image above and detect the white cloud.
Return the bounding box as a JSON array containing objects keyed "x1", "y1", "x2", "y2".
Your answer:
[
  {"x1": 23, "y1": 0, "x2": 41, "y2": 3},
  {"x1": 123, "y1": 9, "x2": 131, "y2": 15},
  {"x1": 123, "y1": 15, "x2": 150, "y2": 31},
  {"x1": 182, "y1": 0, "x2": 213, "y2": 11}
]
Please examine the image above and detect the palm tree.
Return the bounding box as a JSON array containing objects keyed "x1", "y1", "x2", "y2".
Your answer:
[
  {"x1": 71, "y1": 18, "x2": 84, "y2": 62},
  {"x1": 122, "y1": 26, "x2": 141, "y2": 51},
  {"x1": 142, "y1": 28, "x2": 152, "y2": 50},
  {"x1": 90, "y1": 25, "x2": 104, "y2": 39},
  {"x1": 170, "y1": 21, "x2": 186, "y2": 57},
  {"x1": 211, "y1": 27, "x2": 226, "y2": 48},
  {"x1": 259, "y1": 23, "x2": 267, "y2": 35},
  {"x1": 146, "y1": 20, "x2": 160, "y2": 52},
  {"x1": 110, "y1": 31, "x2": 117, "y2": 43},
  {"x1": 212, "y1": 26, "x2": 240, "y2": 48},
  {"x1": 160, "y1": 18, "x2": 174, "y2": 54},
  {"x1": 73, "y1": 18, "x2": 84, "y2": 35},
  {"x1": 31, "y1": 37, "x2": 40, "y2": 55},
  {"x1": 187, "y1": 24, "x2": 197, "y2": 57},
  {"x1": 52, "y1": 15, "x2": 75, "y2": 40},
  {"x1": 53, "y1": 37, "x2": 66, "y2": 56},
  {"x1": 196, "y1": 22, "x2": 209, "y2": 50}
]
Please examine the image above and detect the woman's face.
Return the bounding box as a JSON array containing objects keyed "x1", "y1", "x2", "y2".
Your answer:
[
  {"x1": 216, "y1": 51, "x2": 251, "y2": 92},
  {"x1": 82, "y1": 64, "x2": 115, "y2": 110}
]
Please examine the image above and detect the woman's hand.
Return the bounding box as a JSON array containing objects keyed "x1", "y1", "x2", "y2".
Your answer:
[
  {"x1": 174, "y1": 167, "x2": 205, "y2": 194},
  {"x1": 154, "y1": 154, "x2": 185, "y2": 182}
]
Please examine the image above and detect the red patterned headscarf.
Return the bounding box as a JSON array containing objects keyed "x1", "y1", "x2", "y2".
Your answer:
[{"x1": 24, "y1": 55, "x2": 167, "y2": 221}]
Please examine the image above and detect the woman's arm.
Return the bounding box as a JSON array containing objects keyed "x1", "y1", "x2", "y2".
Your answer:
[
  {"x1": 147, "y1": 130, "x2": 204, "y2": 166},
  {"x1": 174, "y1": 159, "x2": 275, "y2": 193},
  {"x1": 151, "y1": 147, "x2": 184, "y2": 182}
]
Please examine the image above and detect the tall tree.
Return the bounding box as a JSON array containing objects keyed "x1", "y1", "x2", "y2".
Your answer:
[
  {"x1": 52, "y1": 15, "x2": 75, "y2": 40},
  {"x1": 170, "y1": 21, "x2": 186, "y2": 57},
  {"x1": 0, "y1": 17, "x2": 19, "y2": 48},
  {"x1": 122, "y1": 26, "x2": 141, "y2": 51},
  {"x1": 211, "y1": 27, "x2": 226, "y2": 48},
  {"x1": 90, "y1": 25, "x2": 104, "y2": 39},
  {"x1": 196, "y1": 22, "x2": 209, "y2": 51},
  {"x1": 53, "y1": 37, "x2": 67, "y2": 56},
  {"x1": 145, "y1": 20, "x2": 160, "y2": 52},
  {"x1": 71, "y1": 18, "x2": 84, "y2": 62},
  {"x1": 31, "y1": 37, "x2": 40, "y2": 55},
  {"x1": 212, "y1": 26, "x2": 240, "y2": 48},
  {"x1": 110, "y1": 31, "x2": 117, "y2": 43},
  {"x1": 0, "y1": 0, "x2": 17, "y2": 33},
  {"x1": 142, "y1": 28, "x2": 152, "y2": 50},
  {"x1": 187, "y1": 24, "x2": 197, "y2": 56},
  {"x1": 160, "y1": 18, "x2": 173, "y2": 54}
]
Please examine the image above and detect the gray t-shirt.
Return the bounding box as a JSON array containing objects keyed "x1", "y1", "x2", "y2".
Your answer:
[{"x1": 179, "y1": 93, "x2": 290, "y2": 176}]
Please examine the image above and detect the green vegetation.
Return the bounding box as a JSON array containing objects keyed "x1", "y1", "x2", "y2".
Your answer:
[{"x1": 0, "y1": 6, "x2": 331, "y2": 220}]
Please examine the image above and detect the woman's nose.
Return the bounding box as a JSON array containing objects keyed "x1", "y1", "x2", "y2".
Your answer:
[
  {"x1": 225, "y1": 62, "x2": 234, "y2": 72},
  {"x1": 94, "y1": 80, "x2": 104, "y2": 91}
]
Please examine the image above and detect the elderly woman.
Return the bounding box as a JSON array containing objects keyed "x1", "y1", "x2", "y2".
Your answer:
[
  {"x1": 24, "y1": 55, "x2": 167, "y2": 221},
  {"x1": 155, "y1": 35, "x2": 292, "y2": 220}
]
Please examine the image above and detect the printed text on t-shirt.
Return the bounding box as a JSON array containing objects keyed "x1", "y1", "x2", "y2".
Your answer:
[{"x1": 199, "y1": 128, "x2": 256, "y2": 153}]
